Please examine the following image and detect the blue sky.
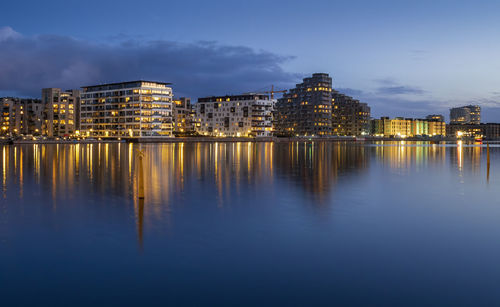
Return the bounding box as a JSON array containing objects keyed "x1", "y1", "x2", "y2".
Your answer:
[{"x1": 1, "y1": 0, "x2": 500, "y2": 120}]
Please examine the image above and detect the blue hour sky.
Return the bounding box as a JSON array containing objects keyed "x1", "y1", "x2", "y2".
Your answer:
[{"x1": 1, "y1": 0, "x2": 500, "y2": 120}]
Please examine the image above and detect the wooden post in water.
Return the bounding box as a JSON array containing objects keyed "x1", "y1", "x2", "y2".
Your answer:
[
  {"x1": 487, "y1": 143, "x2": 491, "y2": 182},
  {"x1": 137, "y1": 150, "x2": 145, "y2": 199}
]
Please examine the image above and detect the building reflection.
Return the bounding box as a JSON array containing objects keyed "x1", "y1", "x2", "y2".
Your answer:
[
  {"x1": 0, "y1": 141, "x2": 489, "y2": 249},
  {"x1": 273, "y1": 142, "x2": 369, "y2": 203},
  {"x1": 372, "y1": 142, "x2": 447, "y2": 172}
]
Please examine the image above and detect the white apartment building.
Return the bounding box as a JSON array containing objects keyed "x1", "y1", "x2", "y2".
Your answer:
[
  {"x1": 194, "y1": 94, "x2": 274, "y2": 137},
  {"x1": 80, "y1": 81, "x2": 173, "y2": 138}
]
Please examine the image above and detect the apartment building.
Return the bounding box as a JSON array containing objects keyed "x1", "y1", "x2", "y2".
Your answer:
[
  {"x1": 331, "y1": 90, "x2": 370, "y2": 136},
  {"x1": 80, "y1": 81, "x2": 173, "y2": 138},
  {"x1": 275, "y1": 73, "x2": 333, "y2": 136},
  {"x1": 173, "y1": 97, "x2": 194, "y2": 134},
  {"x1": 371, "y1": 117, "x2": 446, "y2": 137},
  {"x1": 194, "y1": 94, "x2": 274, "y2": 137},
  {"x1": 450, "y1": 105, "x2": 481, "y2": 124},
  {"x1": 42, "y1": 88, "x2": 80, "y2": 137},
  {"x1": 0, "y1": 97, "x2": 44, "y2": 136}
]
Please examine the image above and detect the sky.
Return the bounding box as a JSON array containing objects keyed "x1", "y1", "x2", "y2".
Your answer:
[{"x1": 1, "y1": 0, "x2": 500, "y2": 121}]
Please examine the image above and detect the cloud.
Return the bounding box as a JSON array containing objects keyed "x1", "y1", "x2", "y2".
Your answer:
[
  {"x1": 376, "y1": 85, "x2": 426, "y2": 95},
  {"x1": 0, "y1": 26, "x2": 20, "y2": 41},
  {"x1": 0, "y1": 27, "x2": 298, "y2": 98},
  {"x1": 336, "y1": 88, "x2": 363, "y2": 96}
]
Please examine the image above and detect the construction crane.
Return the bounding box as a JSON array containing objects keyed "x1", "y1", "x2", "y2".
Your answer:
[{"x1": 260, "y1": 85, "x2": 287, "y2": 99}]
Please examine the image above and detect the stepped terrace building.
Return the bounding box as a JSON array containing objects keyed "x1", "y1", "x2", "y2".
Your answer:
[
  {"x1": 194, "y1": 94, "x2": 274, "y2": 137},
  {"x1": 80, "y1": 81, "x2": 173, "y2": 138},
  {"x1": 275, "y1": 73, "x2": 333, "y2": 136},
  {"x1": 42, "y1": 88, "x2": 81, "y2": 137},
  {"x1": 331, "y1": 90, "x2": 370, "y2": 136}
]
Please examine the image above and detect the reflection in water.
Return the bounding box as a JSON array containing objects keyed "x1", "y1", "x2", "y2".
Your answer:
[{"x1": 0, "y1": 142, "x2": 492, "y2": 249}]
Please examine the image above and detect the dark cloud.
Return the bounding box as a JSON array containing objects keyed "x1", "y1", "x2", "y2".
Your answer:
[
  {"x1": 377, "y1": 85, "x2": 426, "y2": 95},
  {"x1": 0, "y1": 27, "x2": 299, "y2": 98}
]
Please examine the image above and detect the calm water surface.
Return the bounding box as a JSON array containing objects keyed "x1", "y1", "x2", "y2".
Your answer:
[{"x1": 1, "y1": 142, "x2": 500, "y2": 306}]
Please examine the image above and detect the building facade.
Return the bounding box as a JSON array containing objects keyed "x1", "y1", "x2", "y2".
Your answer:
[
  {"x1": 331, "y1": 90, "x2": 370, "y2": 136},
  {"x1": 194, "y1": 94, "x2": 274, "y2": 137},
  {"x1": 447, "y1": 123, "x2": 500, "y2": 139},
  {"x1": 80, "y1": 81, "x2": 173, "y2": 138},
  {"x1": 173, "y1": 97, "x2": 194, "y2": 134},
  {"x1": 450, "y1": 105, "x2": 481, "y2": 124},
  {"x1": 427, "y1": 120, "x2": 446, "y2": 136},
  {"x1": 275, "y1": 73, "x2": 333, "y2": 136},
  {"x1": 0, "y1": 98, "x2": 44, "y2": 136},
  {"x1": 371, "y1": 117, "x2": 446, "y2": 137},
  {"x1": 42, "y1": 88, "x2": 81, "y2": 137}
]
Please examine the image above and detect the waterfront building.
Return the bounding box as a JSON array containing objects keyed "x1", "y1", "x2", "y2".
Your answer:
[
  {"x1": 428, "y1": 120, "x2": 446, "y2": 136},
  {"x1": 450, "y1": 105, "x2": 481, "y2": 124},
  {"x1": 447, "y1": 123, "x2": 500, "y2": 139},
  {"x1": 80, "y1": 81, "x2": 173, "y2": 138},
  {"x1": 412, "y1": 119, "x2": 429, "y2": 136},
  {"x1": 275, "y1": 73, "x2": 333, "y2": 136},
  {"x1": 42, "y1": 88, "x2": 80, "y2": 137},
  {"x1": 0, "y1": 97, "x2": 44, "y2": 136},
  {"x1": 371, "y1": 117, "x2": 446, "y2": 137},
  {"x1": 383, "y1": 117, "x2": 413, "y2": 137},
  {"x1": 194, "y1": 94, "x2": 274, "y2": 137},
  {"x1": 173, "y1": 97, "x2": 195, "y2": 134},
  {"x1": 331, "y1": 90, "x2": 370, "y2": 136}
]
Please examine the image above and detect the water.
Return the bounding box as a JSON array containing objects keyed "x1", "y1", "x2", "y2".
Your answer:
[{"x1": 1, "y1": 141, "x2": 499, "y2": 306}]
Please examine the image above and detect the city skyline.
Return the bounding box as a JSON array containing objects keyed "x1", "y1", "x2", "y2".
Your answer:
[{"x1": 1, "y1": 1, "x2": 500, "y2": 121}]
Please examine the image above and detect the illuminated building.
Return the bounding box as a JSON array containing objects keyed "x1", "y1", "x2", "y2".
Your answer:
[
  {"x1": 331, "y1": 90, "x2": 370, "y2": 136},
  {"x1": 275, "y1": 73, "x2": 333, "y2": 136},
  {"x1": 371, "y1": 117, "x2": 446, "y2": 137},
  {"x1": 0, "y1": 97, "x2": 43, "y2": 136},
  {"x1": 194, "y1": 94, "x2": 274, "y2": 137},
  {"x1": 81, "y1": 81, "x2": 173, "y2": 138},
  {"x1": 447, "y1": 123, "x2": 500, "y2": 139},
  {"x1": 42, "y1": 88, "x2": 80, "y2": 137},
  {"x1": 172, "y1": 97, "x2": 194, "y2": 134},
  {"x1": 450, "y1": 105, "x2": 481, "y2": 124},
  {"x1": 427, "y1": 119, "x2": 446, "y2": 136}
]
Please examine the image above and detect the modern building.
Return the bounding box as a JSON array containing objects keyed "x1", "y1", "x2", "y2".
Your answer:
[
  {"x1": 447, "y1": 123, "x2": 500, "y2": 139},
  {"x1": 0, "y1": 97, "x2": 44, "y2": 136},
  {"x1": 450, "y1": 105, "x2": 481, "y2": 124},
  {"x1": 427, "y1": 120, "x2": 446, "y2": 136},
  {"x1": 172, "y1": 97, "x2": 194, "y2": 134},
  {"x1": 371, "y1": 117, "x2": 446, "y2": 137},
  {"x1": 194, "y1": 94, "x2": 274, "y2": 137},
  {"x1": 42, "y1": 88, "x2": 81, "y2": 137},
  {"x1": 275, "y1": 73, "x2": 333, "y2": 136},
  {"x1": 80, "y1": 81, "x2": 173, "y2": 138},
  {"x1": 331, "y1": 90, "x2": 370, "y2": 136}
]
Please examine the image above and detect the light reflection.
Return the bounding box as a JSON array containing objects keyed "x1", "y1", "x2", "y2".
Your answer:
[{"x1": 0, "y1": 141, "x2": 492, "y2": 250}]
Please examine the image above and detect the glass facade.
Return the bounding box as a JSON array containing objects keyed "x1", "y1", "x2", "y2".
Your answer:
[{"x1": 80, "y1": 81, "x2": 173, "y2": 138}]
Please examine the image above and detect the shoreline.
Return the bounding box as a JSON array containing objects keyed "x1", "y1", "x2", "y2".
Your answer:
[{"x1": 3, "y1": 136, "x2": 500, "y2": 145}]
